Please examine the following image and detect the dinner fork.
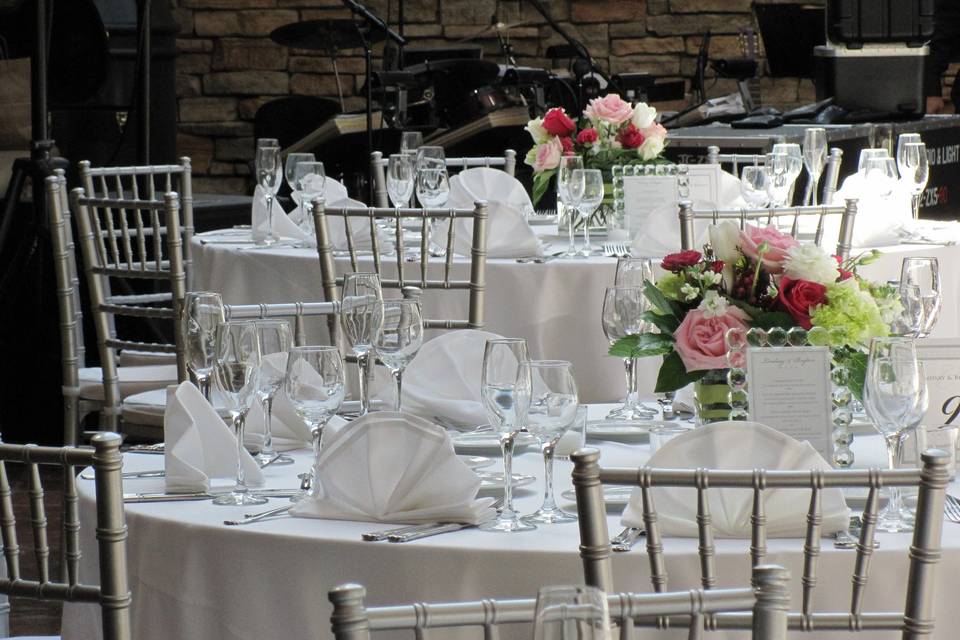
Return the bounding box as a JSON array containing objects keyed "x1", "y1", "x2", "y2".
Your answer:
[
  {"x1": 944, "y1": 494, "x2": 960, "y2": 523},
  {"x1": 377, "y1": 498, "x2": 505, "y2": 543}
]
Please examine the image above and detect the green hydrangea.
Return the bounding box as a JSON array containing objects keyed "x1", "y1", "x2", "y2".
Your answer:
[
  {"x1": 809, "y1": 279, "x2": 888, "y2": 347},
  {"x1": 656, "y1": 273, "x2": 687, "y2": 301}
]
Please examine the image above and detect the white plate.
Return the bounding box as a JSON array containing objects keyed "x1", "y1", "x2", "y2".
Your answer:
[
  {"x1": 458, "y1": 455, "x2": 494, "y2": 470},
  {"x1": 477, "y1": 472, "x2": 537, "y2": 491},
  {"x1": 560, "y1": 485, "x2": 635, "y2": 507},
  {"x1": 451, "y1": 430, "x2": 538, "y2": 453}
]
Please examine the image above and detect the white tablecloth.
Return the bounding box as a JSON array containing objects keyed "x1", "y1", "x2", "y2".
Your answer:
[
  {"x1": 191, "y1": 230, "x2": 960, "y2": 403},
  {"x1": 63, "y1": 407, "x2": 960, "y2": 640}
]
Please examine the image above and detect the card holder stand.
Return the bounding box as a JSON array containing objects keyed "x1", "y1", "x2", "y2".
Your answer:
[{"x1": 724, "y1": 325, "x2": 855, "y2": 468}]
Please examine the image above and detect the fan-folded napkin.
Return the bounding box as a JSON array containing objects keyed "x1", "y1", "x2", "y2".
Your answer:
[
  {"x1": 622, "y1": 421, "x2": 849, "y2": 538},
  {"x1": 289, "y1": 412, "x2": 495, "y2": 524},
  {"x1": 401, "y1": 329, "x2": 505, "y2": 428},
  {"x1": 163, "y1": 382, "x2": 264, "y2": 493},
  {"x1": 252, "y1": 184, "x2": 311, "y2": 244},
  {"x1": 827, "y1": 174, "x2": 912, "y2": 247}
]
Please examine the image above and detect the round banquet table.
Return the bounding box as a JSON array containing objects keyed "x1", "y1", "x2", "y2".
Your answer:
[
  {"x1": 63, "y1": 407, "x2": 960, "y2": 640},
  {"x1": 191, "y1": 229, "x2": 960, "y2": 404}
]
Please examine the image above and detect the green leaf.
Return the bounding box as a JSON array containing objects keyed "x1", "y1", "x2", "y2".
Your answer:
[
  {"x1": 608, "y1": 333, "x2": 674, "y2": 358},
  {"x1": 753, "y1": 311, "x2": 796, "y2": 330},
  {"x1": 531, "y1": 170, "x2": 555, "y2": 207},
  {"x1": 641, "y1": 310, "x2": 679, "y2": 335},
  {"x1": 654, "y1": 351, "x2": 707, "y2": 393},
  {"x1": 842, "y1": 350, "x2": 868, "y2": 402},
  {"x1": 643, "y1": 279, "x2": 679, "y2": 321},
  {"x1": 727, "y1": 298, "x2": 763, "y2": 320}
]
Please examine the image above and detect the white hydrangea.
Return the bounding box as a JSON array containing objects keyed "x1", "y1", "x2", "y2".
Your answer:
[
  {"x1": 783, "y1": 243, "x2": 839, "y2": 285},
  {"x1": 698, "y1": 290, "x2": 729, "y2": 318},
  {"x1": 699, "y1": 270, "x2": 723, "y2": 287},
  {"x1": 680, "y1": 283, "x2": 700, "y2": 301}
]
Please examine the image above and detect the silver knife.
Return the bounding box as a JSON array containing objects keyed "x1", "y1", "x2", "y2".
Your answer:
[
  {"x1": 123, "y1": 492, "x2": 212, "y2": 503},
  {"x1": 612, "y1": 527, "x2": 645, "y2": 552},
  {"x1": 80, "y1": 469, "x2": 165, "y2": 481},
  {"x1": 387, "y1": 522, "x2": 467, "y2": 542},
  {"x1": 362, "y1": 522, "x2": 441, "y2": 541}
]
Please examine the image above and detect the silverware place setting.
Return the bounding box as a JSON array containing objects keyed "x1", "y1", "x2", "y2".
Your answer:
[
  {"x1": 610, "y1": 526, "x2": 645, "y2": 552},
  {"x1": 602, "y1": 242, "x2": 632, "y2": 258},
  {"x1": 362, "y1": 498, "x2": 505, "y2": 543}
]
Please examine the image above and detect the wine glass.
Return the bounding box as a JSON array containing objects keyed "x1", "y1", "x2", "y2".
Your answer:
[
  {"x1": 284, "y1": 152, "x2": 316, "y2": 196},
  {"x1": 557, "y1": 155, "x2": 584, "y2": 258},
  {"x1": 212, "y1": 321, "x2": 264, "y2": 506},
  {"x1": 386, "y1": 153, "x2": 415, "y2": 208},
  {"x1": 533, "y1": 585, "x2": 609, "y2": 640},
  {"x1": 373, "y1": 299, "x2": 424, "y2": 412},
  {"x1": 400, "y1": 131, "x2": 423, "y2": 158},
  {"x1": 601, "y1": 286, "x2": 656, "y2": 421},
  {"x1": 255, "y1": 144, "x2": 282, "y2": 246},
  {"x1": 615, "y1": 257, "x2": 654, "y2": 287},
  {"x1": 862, "y1": 155, "x2": 898, "y2": 200},
  {"x1": 898, "y1": 142, "x2": 929, "y2": 219},
  {"x1": 253, "y1": 320, "x2": 294, "y2": 466},
  {"x1": 291, "y1": 161, "x2": 326, "y2": 232},
  {"x1": 771, "y1": 143, "x2": 803, "y2": 205},
  {"x1": 740, "y1": 165, "x2": 770, "y2": 208},
  {"x1": 341, "y1": 273, "x2": 384, "y2": 415},
  {"x1": 897, "y1": 133, "x2": 922, "y2": 173},
  {"x1": 521, "y1": 360, "x2": 579, "y2": 525},
  {"x1": 802, "y1": 128, "x2": 827, "y2": 205},
  {"x1": 574, "y1": 169, "x2": 603, "y2": 257},
  {"x1": 479, "y1": 338, "x2": 534, "y2": 533},
  {"x1": 900, "y1": 257, "x2": 941, "y2": 338},
  {"x1": 764, "y1": 152, "x2": 791, "y2": 208},
  {"x1": 863, "y1": 337, "x2": 927, "y2": 532},
  {"x1": 415, "y1": 145, "x2": 445, "y2": 170},
  {"x1": 893, "y1": 283, "x2": 926, "y2": 338},
  {"x1": 284, "y1": 345, "x2": 345, "y2": 500},
  {"x1": 415, "y1": 166, "x2": 451, "y2": 257},
  {"x1": 182, "y1": 291, "x2": 225, "y2": 402},
  {"x1": 858, "y1": 148, "x2": 889, "y2": 173}
]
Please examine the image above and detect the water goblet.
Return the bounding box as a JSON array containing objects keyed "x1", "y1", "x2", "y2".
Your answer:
[
  {"x1": 557, "y1": 155, "x2": 584, "y2": 258},
  {"x1": 341, "y1": 273, "x2": 384, "y2": 415},
  {"x1": 291, "y1": 161, "x2": 326, "y2": 232},
  {"x1": 386, "y1": 153, "x2": 415, "y2": 208},
  {"x1": 284, "y1": 152, "x2": 316, "y2": 196},
  {"x1": 284, "y1": 345, "x2": 345, "y2": 500},
  {"x1": 373, "y1": 299, "x2": 424, "y2": 412},
  {"x1": 802, "y1": 128, "x2": 827, "y2": 205},
  {"x1": 601, "y1": 286, "x2": 656, "y2": 421},
  {"x1": 614, "y1": 257, "x2": 654, "y2": 287},
  {"x1": 574, "y1": 169, "x2": 603, "y2": 257},
  {"x1": 894, "y1": 283, "x2": 926, "y2": 338},
  {"x1": 521, "y1": 360, "x2": 579, "y2": 525},
  {"x1": 213, "y1": 321, "x2": 265, "y2": 506},
  {"x1": 479, "y1": 338, "x2": 534, "y2": 532},
  {"x1": 415, "y1": 145, "x2": 445, "y2": 170},
  {"x1": 253, "y1": 320, "x2": 294, "y2": 466},
  {"x1": 182, "y1": 291, "x2": 225, "y2": 402},
  {"x1": 901, "y1": 257, "x2": 941, "y2": 338},
  {"x1": 763, "y1": 152, "x2": 790, "y2": 207},
  {"x1": 740, "y1": 165, "x2": 770, "y2": 208}
]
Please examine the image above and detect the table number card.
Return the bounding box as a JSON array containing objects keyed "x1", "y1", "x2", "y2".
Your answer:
[
  {"x1": 915, "y1": 339, "x2": 960, "y2": 429},
  {"x1": 746, "y1": 346, "x2": 834, "y2": 459},
  {"x1": 621, "y1": 174, "x2": 678, "y2": 239}
]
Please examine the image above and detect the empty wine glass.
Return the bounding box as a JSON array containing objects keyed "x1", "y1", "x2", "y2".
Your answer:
[
  {"x1": 574, "y1": 169, "x2": 603, "y2": 257},
  {"x1": 183, "y1": 291, "x2": 225, "y2": 402},
  {"x1": 341, "y1": 273, "x2": 384, "y2": 415},
  {"x1": 863, "y1": 337, "x2": 927, "y2": 532},
  {"x1": 415, "y1": 166, "x2": 451, "y2": 257},
  {"x1": 601, "y1": 286, "x2": 656, "y2": 421},
  {"x1": 284, "y1": 345, "x2": 345, "y2": 500},
  {"x1": 373, "y1": 299, "x2": 424, "y2": 412},
  {"x1": 533, "y1": 585, "x2": 610, "y2": 640},
  {"x1": 284, "y1": 152, "x2": 316, "y2": 196},
  {"x1": 740, "y1": 165, "x2": 770, "y2": 208},
  {"x1": 253, "y1": 320, "x2": 294, "y2": 466},
  {"x1": 896, "y1": 133, "x2": 922, "y2": 172},
  {"x1": 213, "y1": 321, "x2": 264, "y2": 506},
  {"x1": 862, "y1": 155, "x2": 898, "y2": 200},
  {"x1": 521, "y1": 360, "x2": 579, "y2": 525},
  {"x1": 858, "y1": 148, "x2": 889, "y2": 173},
  {"x1": 893, "y1": 283, "x2": 926, "y2": 338},
  {"x1": 255, "y1": 144, "x2": 282, "y2": 246},
  {"x1": 802, "y1": 128, "x2": 827, "y2": 205},
  {"x1": 764, "y1": 152, "x2": 791, "y2": 207},
  {"x1": 479, "y1": 338, "x2": 534, "y2": 533},
  {"x1": 415, "y1": 145, "x2": 445, "y2": 170},
  {"x1": 901, "y1": 257, "x2": 941, "y2": 337},
  {"x1": 291, "y1": 161, "x2": 326, "y2": 232},
  {"x1": 771, "y1": 143, "x2": 803, "y2": 205},
  {"x1": 557, "y1": 155, "x2": 584, "y2": 258},
  {"x1": 898, "y1": 142, "x2": 929, "y2": 219},
  {"x1": 400, "y1": 131, "x2": 423, "y2": 157},
  {"x1": 386, "y1": 153, "x2": 415, "y2": 208},
  {"x1": 615, "y1": 257, "x2": 654, "y2": 287}
]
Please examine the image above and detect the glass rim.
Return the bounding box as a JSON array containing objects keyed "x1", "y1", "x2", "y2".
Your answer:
[
  {"x1": 289, "y1": 344, "x2": 340, "y2": 353},
  {"x1": 523, "y1": 359, "x2": 572, "y2": 368},
  {"x1": 252, "y1": 318, "x2": 292, "y2": 328},
  {"x1": 486, "y1": 337, "x2": 526, "y2": 345},
  {"x1": 185, "y1": 291, "x2": 222, "y2": 299}
]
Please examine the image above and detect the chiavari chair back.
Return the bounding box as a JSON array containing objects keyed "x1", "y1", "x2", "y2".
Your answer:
[
  {"x1": 571, "y1": 448, "x2": 950, "y2": 638},
  {"x1": 370, "y1": 150, "x2": 516, "y2": 208},
  {"x1": 706, "y1": 145, "x2": 843, "y2": 206},
  {"x1": 223, "y1": 301, "x2": 341, "y2": 346}
]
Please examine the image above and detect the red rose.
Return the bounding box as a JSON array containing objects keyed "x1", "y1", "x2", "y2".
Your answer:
[
  {"x1": 617, "y1": 124, "x2": 645, "y2": 149},
  {"x1": 576, "y1": 127, "x2": 599, "y2": 145},
  {"x1": 776, "y1": 277, "x2": 827, "y2": 329},
  {"x1": 711, "y1": 260, "x2": 724, "y2": 273},
  {"x1": 661, "y1": 250, "x2": 702, "y2": 272},
  {"x1": 559, "y1": 136, "x2": 574, "y2": 154},
  {"x1": 542, "y1": 108, "x2": 576, "y2": 137}
]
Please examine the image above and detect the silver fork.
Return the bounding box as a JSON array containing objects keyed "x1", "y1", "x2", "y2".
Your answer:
[
  {"x1": 379, "y1": 498, "x2": 505, "y2": 543},
  {"x1": 611, "y1": 527, "x2": 644, "y2": 552},
  {"x1": 944, "y1": 494, "x2": 960, "y2": 523}
]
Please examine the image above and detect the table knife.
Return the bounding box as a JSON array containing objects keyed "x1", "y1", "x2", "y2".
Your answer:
[
  {"x1": 387, "y1": 522, "x2": 468, "y2": 542},
  {"x1": 361, "y1": 522, "x2": 441, "y2": 541},
  {"x1": 123, "y1": 492, "x2": 212, "y2": 503}
]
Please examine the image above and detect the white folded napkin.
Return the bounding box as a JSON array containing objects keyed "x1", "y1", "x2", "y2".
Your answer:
[
  {"x1": 401, "y1": 329, "x2": 506, "y2": 428},
  {"x1": 163, "y1": 382, "x2": 265, "y2": 493},
  {"x1": 252, "y1": 185, "x2": 311, "y2": 245},
  {"x1": 622, "y1": 421, "x2": 849, "y2": 538},
  {"x1": 290, "y1": 177, "x2": 392, "y2": 251},
  {"x1": 289, "y1": 411, "x2": 495, "y2": 524},
  {"x1": 437, "y1": 168, "x2": 541, "y2": 259},
  {"x1": 827, "y1": 173, "x2": 913, "y2": 247}
]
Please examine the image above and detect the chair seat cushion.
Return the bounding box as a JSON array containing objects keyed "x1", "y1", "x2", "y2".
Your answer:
[
  {"x1": 121, "y1": 388, "x2": 168, "y2": 427},
  {"x1": 78, "y1": 365, "x2": 178, "y2": 402}
]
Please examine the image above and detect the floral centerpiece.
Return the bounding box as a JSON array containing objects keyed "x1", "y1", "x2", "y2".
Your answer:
[
  {"x1": 524, "y1": 94, "x2": 670, "y2": 209},
  {"x1": 609, "y1": 222, "x2": 899, "y2": 408}
]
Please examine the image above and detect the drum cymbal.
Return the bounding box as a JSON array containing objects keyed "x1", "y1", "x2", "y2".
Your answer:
[{"x1": 270, "y1": 19, "x2": 387, "y2": 51}]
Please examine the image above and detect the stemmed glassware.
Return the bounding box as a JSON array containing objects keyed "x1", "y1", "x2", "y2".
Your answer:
[
  {"x1": 862, "y1": 155, "x2": 899, "y2": 200},
  {"x1": 802, "y1": 128, "x2": 827, "y2": 205},
  {"x1": 601, "y1": 286, "x2": 656, "y2": 421},
  {"x1": 415, "y1": 165, "x2": 451, "y2": 257},
  {"x1": 614, "y1": 257, "x2": 654, "y2": 287},
  {"x1": 341, "y1": 273, "x2": 384, "y2": 415},
  {"x1": 212, "y1": 321, "x2": 264, "y2": 506},
  {"x1": 253, "y1": 320, "x2": 294, "y2": 466},
  {"x1": 183, "y1": 291, "x2": 225, "y2": 402},
  {"x1": 284, "y1": 152, "x2": 316, "y2": 200},
  {"x1": 400, "y1": 131, "x2": 423, "y2": 158},
  {"x1": 858, "y1": 148, "x2": 889, "y2": 173},
  {"x1": 533, "y1": 585, "x2": 609, "y2": 640},
  {"x1": 574, "y1": 169, "x2": 604, "y2": 257},
  {"x1": 415, "y1": 145, "x2": 445, "y2": 170},
  {"x1": 284, "y1": 345, "x2": 345, "y2": 500},
  {"x1": 255, "y1": 143, "x2": 282, "y2": 246},
  {"x1": 863, "y1": 337, "x2": 928, "y2": 532},
  {"x1": 291, "y1": 161, "x2": 326, "y2": 233},
  {"x1": 740, "y1": 165, "x2": 770, "y2": 208},
  {"x1": 893, "y1": 283, "x2": 926, "y2": 338},
  {"x1": 521, "y1": 360, "x2": 578, "y2": 525},
  {"x1": 557, "y1": 155, "x2": 584, "y2": 258},
  {"x1": 373, "y1": 299, "x2": 424, "y2": 412},
  {"x1": 764, "y1": 152, "x2": 791, "y2": 208},
  {"x1": 771, "y1": 143, "x2": 803, "y2": 205},
  {"x1": 386, "y1": 153, "x2": 415, "y2": 208},
  {"x1": 479, "y1": 338, "x2": 534, "y2": 532},
  {"x1": 901, "y1": 257, "x2": 941, "y2": 338},
  {"x1": 898, "y1": 142, "x2": 929, "y2": 219},
  {"x1": 897, "y1": 133, "x2": 922, "y2": 170}
]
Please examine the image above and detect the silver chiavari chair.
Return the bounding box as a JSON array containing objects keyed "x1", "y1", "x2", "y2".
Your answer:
[
  {"x1": 370, "y1": 150, "x2": 516, "y2": 208},
  {"x1": 70, "y1": 187, "x2": 188, "y2": 432},
  {"x1": 571, "y1": 448, "x2": 950, "y2": 638},
  {"x1": 329, "y1": 564, "x2": 790, "y2": 640},
  {"x1": 678, "y1": 198, "x2": 859, "y2": 261},
  {"x1": 706, "y1": 145, "x2": 843, "y2": 206},
  {"x1": 0, "y1": 432, "x2": 131, "y2": 640},
  {"x1": 312, "y1": 199, "x2": 488, "y2": 338}
]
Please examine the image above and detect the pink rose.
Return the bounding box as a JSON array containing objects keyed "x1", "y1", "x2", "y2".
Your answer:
[
  {"x1": 584, "y1": 94, "x2": 634, "y2": 125},
  {"x1": 640, "y1": 122, "x2": 667, "y2": 143},
  {"x1": 673, "y1": 306, "x2": 751, "y2": 372},
  {"x1": 738, "y1": 224, "x2": 800, "y2": 274},
  {"x1": 532, "y1": 137, "x2": 563, "y2": 172}
]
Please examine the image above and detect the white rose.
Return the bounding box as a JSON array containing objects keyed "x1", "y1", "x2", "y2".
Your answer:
[
  {"x1": 783, "y1": 244, "x2": 839, "y2": 285},
  {"x1": 631, "y1": 102, "x2": 658, "y2": 129},
  {"x1": 525, "y1": 118, "x2": 549, "y2": 145},
  {"x1": 638, "y1": 135, "x2": 665, "y2": 161},
  {"x1": 708, "y1": 221, "x2": 740, "y2": 264}
]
